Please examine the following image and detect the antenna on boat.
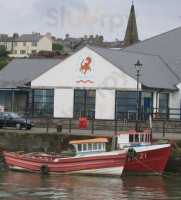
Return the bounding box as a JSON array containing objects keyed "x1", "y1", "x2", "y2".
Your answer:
[{"x1": 149, "y1": 115, "x2": 152, "y2": 142}]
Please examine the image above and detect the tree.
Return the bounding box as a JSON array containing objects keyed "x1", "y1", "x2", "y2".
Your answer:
[
  {"x1": 0, "y1": 45, "x2": 9, "y2": 57},
  {"x1": 52, "y1": 43, "x2": 63, "y2": 52}
]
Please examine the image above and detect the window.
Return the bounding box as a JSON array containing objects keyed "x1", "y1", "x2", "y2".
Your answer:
[
  {"x1": 78, "y1": 144, "x2": 81, "y2": 151},
  {"x1": 27, "y1": 91, "x2": 33, "y2": 116},
  {"x1": 159, "y1": 93, "x2": 169, "y2": 119},
  {"x1": 31, "y1": 50, "x2": 37, "y2": 55},
  {"x1": 83, "y1": 144, "x2": 87, "y2": 151},
  {"x1": 20, "y1": 50, "x2": 26, "y2": 54},
  {"x1": 135, "y1": 134, "x2": 139, "y2": 142},
  {"x1": 115, "y1": 91, "x2": 137, "y2": 120},
  {"x1": 23, "y1": 42, "x2": 26, "y2": 46},
  {"x1": 88, "y1": 143, "x2": 92, "y2": 150},
  {"x1": 98, "y1": 143, "x2": 102, "y2": 150},
  {"x1": 141, "y1": 92, "x2": 153, "y2": 120},
  {"x1": 93, "y1": 143, "x2": 97, "y2": 150},
  {"x1": 32, "y1": 42, "x2": 37, "y2": 46},
  {"x1": 14, "y1": 50, "x2": 17, "y2": 54},
  {"x1": 115, "y1": 91, "x2": 153, "y2": 120},
  {"x1": 140, "y1": 134, "x2": 144, "y2": 142},
  {"x1": 74, "y1": 90, "x2": 95, "y2": 119},
  {"x1": 14, "y1": 42, "x2": 17, "y2": 47},
  {"x1": 129, "y1": 134, "x2": 133, "y2": 143},
  {"x1": 32, "y1": 89, "x2": 54, "y2": 117}
]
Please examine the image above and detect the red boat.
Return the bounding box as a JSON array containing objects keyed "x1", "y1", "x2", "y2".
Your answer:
[
  {"x1": 3, "y1": 138, "x2": 127, "y2": 176},
  {"x1": 116, "y1": 130, "x2": 173, "y2": 174}
]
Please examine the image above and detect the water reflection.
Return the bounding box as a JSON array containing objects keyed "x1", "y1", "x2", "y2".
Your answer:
[
  {"x1": 0, "y1": 170, "x2": 180, "y2": 199},
  {"x1": 122, "y1": 175, "x2": 167, "y2": 200}
]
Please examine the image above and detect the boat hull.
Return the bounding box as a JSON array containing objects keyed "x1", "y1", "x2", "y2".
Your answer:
[
  {"x1": 3, "y1": 151, "x2": 126, "y2": 176},
  {"x1": 124, "y1": 141, "x2": 173, "y2": 173}
]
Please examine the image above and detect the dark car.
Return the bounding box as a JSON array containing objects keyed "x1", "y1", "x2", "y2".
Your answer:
[{"x1": 0, "y1": 112, "x2": 35, "y2": 130}]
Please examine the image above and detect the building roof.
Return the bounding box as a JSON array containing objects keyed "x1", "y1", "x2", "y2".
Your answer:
[
  {"x1": 14, "y1": 34, "x2": 44, "y2": 42},
  {"x1": 90, "y1": 46, "x2": 179, "y2": 90},
  {"x1": 0, "y1": 44, "x2": 179, "y2": 91},
  {"x1": 0, "y1": 37, "x2": 15, "y2": 42},
  {"x1": 0, "y1": 59, "x2": 62, "y2": 88},
  {"x1": 122, "y1": 27, "x2": 181, "y2": 81}
]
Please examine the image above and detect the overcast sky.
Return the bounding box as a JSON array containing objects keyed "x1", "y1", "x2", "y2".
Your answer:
[{"x1": 0, "y1": 0, "x2": 181, "y2": 42}]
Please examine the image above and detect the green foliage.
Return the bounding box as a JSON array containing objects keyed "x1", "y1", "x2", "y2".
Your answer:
[
  {"x1": 0, "y1": 62, "x2": 8, "y2": 70},
  {"x1": 38, "y1": 51, "x2": 44, "y2": 57},
  {"x1": 52, "y1": 43, "x2": 63, "y2": 52},
  {"x1": 0, "y1": 45, "x2": 9, "y2": 57}
]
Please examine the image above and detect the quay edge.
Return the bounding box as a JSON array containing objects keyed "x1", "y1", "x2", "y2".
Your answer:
[{"x1": 0, "y1": 130, "x2": 181, "y2": 173}]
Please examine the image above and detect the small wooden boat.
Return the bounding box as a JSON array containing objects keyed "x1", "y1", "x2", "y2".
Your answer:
[
  {"x1": 3, "y1": 138, "x2": 127, "y2": 176},
  {"x1": 116, "y1": 130, "x2": 173, "y2": 174}
]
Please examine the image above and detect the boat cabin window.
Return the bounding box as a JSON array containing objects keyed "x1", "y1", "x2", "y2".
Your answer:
[
  {"x1": 76, "y1": 142, "x2": 105, "y2": 152},
  {"x1": 144, "y1": 134, "x2": 150, "y2": 143},
  {"x1": 140, "y1": 134, "x2": 144, "y2": 142},
  {"x1": 78, "y1": 144, "x2": 82, "y2": 151},
  {"x1": 129, "y1": 134, "x2": 134, "y2": 142},
  {"x1": 93, "y1": 143, "x2": 97, "y2": 150},
  {"x1": 88, "y1": 143, "x2": 92, "y2": 150},
  {"x1": 145, "y1": 134, "x2": 148, "y2": 142},
  {"x1": 83, "y1": 143, "x2": 86, "y2": 151},
  {"x1": 135, "y1": 134, "x2": 139, "y2": 142}
]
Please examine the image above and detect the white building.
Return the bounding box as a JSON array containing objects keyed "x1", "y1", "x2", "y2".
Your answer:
[{"x1": 0, "y1": 41, "x2": 180, "y2": 120}]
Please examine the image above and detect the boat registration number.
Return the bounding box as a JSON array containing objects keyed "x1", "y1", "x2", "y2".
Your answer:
[{"x1": 127, "y1": 152, "x2": 147, "y2": 161}]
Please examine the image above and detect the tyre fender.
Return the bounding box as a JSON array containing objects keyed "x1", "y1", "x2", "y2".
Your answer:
[
  {"x1": 40, "y1": 165, "x2": 49, "y2": 174},
  {"x1": 127, "y1": 148, "x2": 137, "y2": 158}
]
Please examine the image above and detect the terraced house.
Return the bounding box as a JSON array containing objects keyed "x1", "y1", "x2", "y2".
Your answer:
[{"x1": 10, "y1": 33, "x2": 53, "y2": 57}]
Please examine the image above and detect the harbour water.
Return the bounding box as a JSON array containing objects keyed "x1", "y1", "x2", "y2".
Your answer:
[{"x1": 0, "y1": 168, "x2": 181, "y2": 200}]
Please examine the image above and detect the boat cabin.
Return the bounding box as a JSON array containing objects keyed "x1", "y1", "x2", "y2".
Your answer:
[
  {"x1": 69, "y1": 138, "x2": 108, "y2": 156},
  {"x1": 116, "y1": 130, "x2": 152, "y2": 149}
]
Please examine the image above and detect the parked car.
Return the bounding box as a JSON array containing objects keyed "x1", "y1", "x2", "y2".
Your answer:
[{"x1": 0, "y1": 112, "x2": 35, "y2": 130}]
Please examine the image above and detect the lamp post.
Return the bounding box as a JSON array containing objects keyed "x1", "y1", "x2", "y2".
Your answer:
[{"x1": 135, "y1": 60, "x2": 142, "y2": 132}]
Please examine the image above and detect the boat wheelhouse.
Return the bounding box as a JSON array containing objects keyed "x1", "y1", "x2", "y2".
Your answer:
[
  {"x1": 69, "y1": 138, "x2": 108, "y2": 157},
  {"x1": 116, "y1": 130, "x2": 173, "y2": 174},
  {"x1": 117, "y1": 130, "x2": 152, "y2": 149}
]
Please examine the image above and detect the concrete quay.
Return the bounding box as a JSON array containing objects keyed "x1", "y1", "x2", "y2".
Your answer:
[{"x1": 27, "y1": 127, "x2": 181, "y2": 140}]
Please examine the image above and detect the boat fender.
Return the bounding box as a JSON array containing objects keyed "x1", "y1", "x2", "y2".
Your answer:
[
  {"x1": 40, "y1": 165, "x2": 49, "y2": 174},
  {"x1": 127, "y1": 148, "x2": 137, "y2": 158}
]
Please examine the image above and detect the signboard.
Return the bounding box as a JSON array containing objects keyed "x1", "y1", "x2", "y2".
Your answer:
[{"x1": 75, "y1": 53, "x2": 95, "y2": 84}]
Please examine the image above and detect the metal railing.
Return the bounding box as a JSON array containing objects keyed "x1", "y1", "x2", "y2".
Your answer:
[{"x1": 33, "y1": 117, "x2": 181, "y2": 135}]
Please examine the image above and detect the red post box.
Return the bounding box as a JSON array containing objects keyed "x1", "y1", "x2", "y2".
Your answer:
[{"x1": 79, "y1": 118, "x2": 87, "y2": 128}]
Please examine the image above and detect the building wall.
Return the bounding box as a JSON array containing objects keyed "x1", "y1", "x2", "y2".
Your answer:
[
  {"x1": 31, "y1": 46, "x2": 138, "y2": 89},
  {"x1": 95, "y1": 90, "x2": 115, "y2": 119},
  {"x1": 170, "y1": 83, "x2": 181, "y2": 119},
  {"x1": 54, "y1": 89, "x2": 74, "y2": 118},
  {"x1": 38, "y1": 36, "x2": 52, "y2": 51}
]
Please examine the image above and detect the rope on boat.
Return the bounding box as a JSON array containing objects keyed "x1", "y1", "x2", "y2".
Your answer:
[
  {"x1": 127, "y1": 151, "x2": 174, "y2": 178},
  {"x1": 173, "y1": 142, "x2": 181, "y2": 153}
]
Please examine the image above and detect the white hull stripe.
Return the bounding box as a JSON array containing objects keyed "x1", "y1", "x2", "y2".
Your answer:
[{"x1": 9, "y1": 166, "x2": 124, "y2": 176}]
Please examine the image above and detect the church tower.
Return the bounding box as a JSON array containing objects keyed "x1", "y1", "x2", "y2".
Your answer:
[{"x1": 123, "y1": 3, "x2": 139, "y2": 47}]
